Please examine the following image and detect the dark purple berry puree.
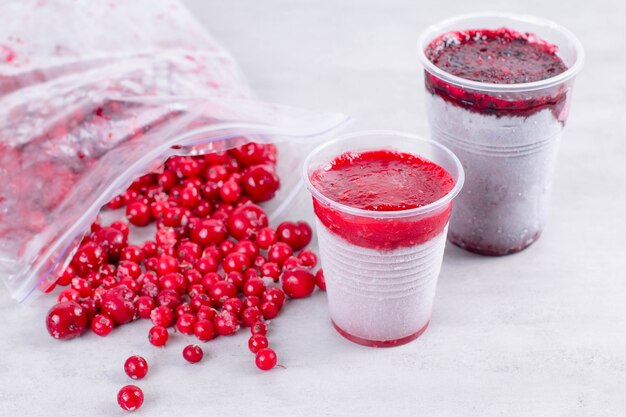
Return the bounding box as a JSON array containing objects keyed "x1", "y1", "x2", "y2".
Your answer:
[{"x1": 425, "y1": 28, "x2": 570, "y2": 118}]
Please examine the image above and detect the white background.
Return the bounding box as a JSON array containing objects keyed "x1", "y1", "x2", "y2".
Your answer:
[{"x1": 1, "y1": 0, "x2": 626, "y2": 416}]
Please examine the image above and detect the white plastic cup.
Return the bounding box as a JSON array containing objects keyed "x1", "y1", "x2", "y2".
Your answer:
[
  {"x1": 418, "y1": 13, "x2": 584, "y2": 256},
  {"x1": 303, "y1": 131, "x2": 464, "y2": 347}
]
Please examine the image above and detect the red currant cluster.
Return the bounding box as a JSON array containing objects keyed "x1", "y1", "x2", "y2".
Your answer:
[{"x1": 43, "y1": 142, "x2": 326, "y2": 411}]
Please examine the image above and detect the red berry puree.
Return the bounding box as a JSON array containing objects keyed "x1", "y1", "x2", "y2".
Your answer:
[
  {"x1": 425, "y1": 28, "x2": 569, "y2": 118},
  {"x1": 310, "y1": 150, "x2": 454, "y2": 250}
]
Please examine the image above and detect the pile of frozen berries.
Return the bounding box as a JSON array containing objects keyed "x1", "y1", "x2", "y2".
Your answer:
[{"x1": 44, "y1": 142, "x2": 326, "y2": 412}]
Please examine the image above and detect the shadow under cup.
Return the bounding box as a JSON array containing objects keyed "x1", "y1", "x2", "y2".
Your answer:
[
  {"x1": 418, "y1": 13, "x2": 584, "y2": 256},
  {"x1": 303, "y1": 131, "x2": 464, "y2": 347}
]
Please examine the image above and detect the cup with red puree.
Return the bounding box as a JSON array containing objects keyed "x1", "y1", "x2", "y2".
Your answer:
[
  {"x1": 304, "y1": 131, "x2": 464, "y2": 347},
  {"x1": 418, "y1": 13, "x2": 584, "y2": 255}
]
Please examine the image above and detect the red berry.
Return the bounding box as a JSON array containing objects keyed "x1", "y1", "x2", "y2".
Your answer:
[
  {"x1": 179, "y1": 186, "x2": 201, "y2": 208},
  {"x1": 124, "y1": 355, "x2": 148, "y2": 380},
  {"x1": 156, "y1": 289, "x2": 182, "y2": 310},
  {"x1": 92, "y1": 227, "x2": 127, "y2": 260},
  {"x1": 194, "y1": 319, "x2": 216, "y2": 342},
  {"x1": 241, "y1": 306, "x2": 262, "y2": 327},
  {"x1": 72, "y1": 241, "x2": 107, "y2": 275},
  {"x1": 251, "y1": 322, "x2": 267, "y2": 336},
  {"x1": 159, "y1": 272, "x2": 186, "y2": 293},
  {"x1": 255, "y1": 348, "x2": 277, "y2": 371},
  {"x1": 230, "y1": 142, "x2": 271, "y2": 167},
  {"x1": 214, "y1": 310, "x2": 240, "y2": 336},
  {"x1": 110, "y1": 220, "x2": 131, "y2": 239},
  {"x1": 315, "y1": 269, "x2": 326, "y2": 291},
  {"x1": 117, "y1": 385, "x2": 144, "y2": 412},
  {"x1": 219, "y1": 180, "x2": 241, "y2": 204},
  {"x1": 281, "y1": 267, "x2": 316, "y2": 299},
  {"x1": 126, "y1": 201, "x2": 152, "y2": 227},
  {"x1": 206, "y1": 164, "x2": 229, "y2": 182},
  {"x1": 255, "y1": 227, "x2": 277, "y2": 250},
  {"x1": 136, "y1": 296, "x2": 156, "y2": 319},
  {"x1": 276, "y1": 221, "x2": 312, "y2": 251},
  {"x1": 183, "y1": 344, "x2": 204, "y2": 363},
  {"x1": 157, "y1": 254, "x2": 179, "y2": 275},
  {"x1": 189, "y1": 218, "x2": 228, "y2": 247},
  {"x1": 150, "y1": 306, "x2": 174, "y2": 327},
  {"x1": 241, "y1": 165, "x2": 280, "y2": 202},
  {"x1": 263, "y1": 287, "x2": 286, "y2": 309},
  {"x1": 158, "y1": 170, "x2": 177, "y2": 190},
  {"x1": 91, "y1": 314, "x2": 114, "y2": 337},
  {"x1": 196, "y1": 305, "x2": 217, "y2": 322},
  {"x1": 260, "y1": 262, "x2": 281, "y2": 281},
  {"x1": 209, "y1": 281, "x2": 237, "y2": 306},
  {"x1": 233, "y1": 239, "x2": 259, "y2": 259},
  {"x1": 57, "y1": 288, "x2": 80, "y2": 303},
  {"x1": 46, "y1": 301, "x2": 88, "y2": 340},
  {"x1": 121, "y1": 245, "x2": 145, "y2": 263},
  {"x1": 117, "y1": 260, "x2": 142, "y2": 280},
  {"x1": 225, "y1": 271, "x2": 245, "y2": 290},
  {"x1": 243, "y1": 277, "x2": 266, "y2": 298},
  {"x1": 101, "y1": 286, "x2": 136, "y2": 324},
  {"x1": 227, "y1": 203, "x2": 268, "y2": 240},
  {"x1": 201, "y1": 272, "x2": 221, "y2": 292},
  {"x1": 223, "y1": 252, "x2": 250, "y2": 273},
  {"x1": 282, "y1": 256, "x2": 303, "y2": 270},
  {"x1": 248, "y1": 335, "x2": 269, "y2": 354},
  {"x1": 148, "y1": 325, "x2": 169, "y2": 347},
  {"x1": 298, "y1": 250, "x2": 318, "y2": 268},
  {"x1": 176, "y1": 313, "x2": 198, "y2": 335},
  {"x1": 267, "y1": 242, "x2": 293, "y2": 266},
  {"x1": 57, "y1": 265, "x2": 77, "y2": 286},
  {"x1": 261, "y1": 301, "x2": 279, "y2": 320},
  {"x1": 222, "y1": 297, "x2": 244, "y2": 315}
]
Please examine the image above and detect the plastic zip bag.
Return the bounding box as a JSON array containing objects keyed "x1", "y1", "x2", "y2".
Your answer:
[{"x1": 0, "y1": 0, "x2": 348, "y2": 302}]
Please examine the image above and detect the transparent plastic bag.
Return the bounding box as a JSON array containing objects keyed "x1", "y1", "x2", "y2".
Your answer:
[{"x1": 0, "y1": 0, "x2": 348, "y2": 302}]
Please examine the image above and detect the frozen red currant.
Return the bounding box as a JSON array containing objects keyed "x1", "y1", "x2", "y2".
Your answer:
[
  {"x1": 248, "y1": 335, "x2": 269, "y2": 354},
  {"x1": 117, "y1": 385, "x2": 144, "y2": 412},
  {"x1": 223, "y1": 252, "x2": 250, "y2": 273},
  {"x1": 226, "y1": 203, "x2": 268, "y2": 240},
  {"x1": 209, "y1": 280, "x2": 237, "y2": 306},
  {"x1": 276, "y1": 221, "x2": 312, "y2": 251},
  {"x1": 261, "y1": 302, "x2": 279, "y2": 320},
  {"x1": 243, "y1": 277, "x2": 265, "y2": 298},
  {"x1": 251, "y1": 321, "x2": 267, "y2": 336},
  {"x1": 298, "y1": 249, "x2": 318, "y2": 268},
  {"x1": 150, "y1": 306, "x2": 174, "y2": 327},
  {"x1": 46, "y1": 301, "x2": 88, "y2": 340},
  {"x1": 72, "y1": 241, "x2": 107, "y2": 275},
  {"x1": 126, "y1": 201, "x2": 153, "y2": 227},
  {"x1": 183, "y1": 344, "x2": 204, "y2": 363},
  {"x1": 214, "y1": 310, "x2": 240, "y2": 336},
  {"x1": 281, "y1": 267, "x2": 316, "y2": 299},
  {"x1": 315, "y1": 269, "x2": 326, "y2": 291},
  {"x1": 194, "y1": 319, "x2": 216, "y2": 342},
  {"x1": 255, "y1": 227, "x2": 277, "y2": 250},
  {"x1": 91, "y1": 314, "x2": 114, "y2": 337},
  {"x1": 176, "y1": 313, "x2": 198, "y2": 335},
  {"x1": 241, "y1": 165, "x2": 280, "y2": 202},
  {"x1": 263, "y1": 287, "x2": 286, "y2": 309},
  {"x1": 148, "y1": 325, "x2": 169, "y2": 347},
  {"x1": 255, "y1": 348, "x2": 277, "y2": 371},
  {"x1": 267, "y1": 242, "x2": 293, "y2": 266},
  {"x1": 189, "y1": 218, "x2": 228, "y2": 247},
  {"x1": 101, "y1": 286, "x2": 136, "y2": 325},
  {"x1": 124, "y1": 355, "x2": 149, "y2": 380}
]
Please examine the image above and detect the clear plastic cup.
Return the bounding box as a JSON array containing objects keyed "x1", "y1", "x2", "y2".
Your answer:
[
  {"x1": 417, "y1": 13, "x2": 584, "y2": 256},
  {"x1": 303, "y1": 131, "x2": 464, "y2": 347}
]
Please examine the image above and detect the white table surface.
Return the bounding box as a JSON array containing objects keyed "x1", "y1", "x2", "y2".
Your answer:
[{"x1": 2, "y1": 1, "x2": 626, "y2": 416}]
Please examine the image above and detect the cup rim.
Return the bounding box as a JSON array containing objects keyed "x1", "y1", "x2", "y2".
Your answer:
[
  {"x1": 302, "y1": 130, "x2": 465, "y2": 219},
  {"x1": 416, "y1": 12, "x2": 585, "y2": 93}
]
